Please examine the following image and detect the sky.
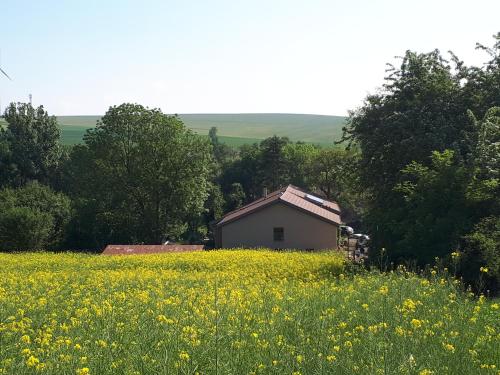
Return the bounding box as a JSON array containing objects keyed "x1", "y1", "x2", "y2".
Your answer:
[{"x1": 0, "y1": 0, "x2": 498, "y2": 116}]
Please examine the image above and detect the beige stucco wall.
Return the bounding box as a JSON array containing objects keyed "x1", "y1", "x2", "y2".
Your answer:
[{"x1": 220, "y1": 202, "x2": 338, "y2": 250}]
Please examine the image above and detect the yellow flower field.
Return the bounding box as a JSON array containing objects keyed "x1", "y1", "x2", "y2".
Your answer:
[{"x1": 0, "y1": 250, "x2": 498, "y2": 374}]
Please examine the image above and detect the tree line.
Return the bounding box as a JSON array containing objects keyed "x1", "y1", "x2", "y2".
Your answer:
[
  {"x1": 0, "y1": 103, "x2": 360, "y2": 251},
  {"x1": 0, "y1": 33, "x2": 498, "y2": 292},
  {"x1": 343, "y1": 33, "x2": 499, "y2": 292}
]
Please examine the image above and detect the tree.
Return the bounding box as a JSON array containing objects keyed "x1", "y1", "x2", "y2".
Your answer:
[
  {"x1": 0, "y1": 207, "x2": 52, "y2": 251},
  {"x1": 392, "y1": 150, "x2": 473, "y2": 264},
  {"x1": 225, "y1": 182, "x2": 246, "y2": 211},
  {"x1": 343, "y1": 35, "x2": 500, "y2": 259},
  {"x1": 461, "y1": 32, "x2": 500, "y2": 119},
  {"x1": 208, "y1": 126, "x2": 236, "y2": 166},
  {"x1": 309, "y1": 149, "x2": 366, "y2": 225},
  {"x1": 1, "y1": 103, "x2": 62, "y2": 187},
  {"x1": 220, "y1": 136, "x2": 293, "y2": 204},
  {"x1": 65, "y1": 103, "x2": 213, "y2": 249},
  {"x1": 283, "y1": 142, "x2": 318, "y2": 189},
  {"x1": 0, "y1": 182, "x2": 71, "y2": 251},
  {"x1": 221, "y1": 143, "x2": 262, "y2": 202},
  {"x1": 259, "y1": 136, "x2": 290, "y2": 191}
]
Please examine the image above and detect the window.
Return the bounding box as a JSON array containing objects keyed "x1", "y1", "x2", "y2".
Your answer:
[{"x1": 273, "y1": 227, "x2": 284, "y2": 241}]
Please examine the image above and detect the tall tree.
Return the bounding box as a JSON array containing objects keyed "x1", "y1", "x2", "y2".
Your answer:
[
  {"x1": 208, "y1": 126, "x2": 236, "y2": 166},
  {"x1": 283, "y1": 142, "x2": 318, "y2": 189},
  {"x1": 259, "y1": 135, "x2": 290, "y2": 191},
  {"x1": 65, "y1": 103, "x2": 213, "y2": 248},
  {"x1": 1, "y1": 103, "x2": 61, "y2": 187},
  {"x1": 343, "y1": 35, "x2": 499, "y2": 259}
]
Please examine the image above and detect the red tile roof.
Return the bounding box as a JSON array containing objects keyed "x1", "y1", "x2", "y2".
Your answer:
[
  {"x1": 102, "y1": 244, "x2": 204, "y2": 255},
  {"x1": 217, "y1": 185, "x2": 341, "y2": 226}
]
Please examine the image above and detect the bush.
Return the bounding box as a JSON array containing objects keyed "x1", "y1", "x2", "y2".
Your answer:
[
  {"x1": 0, "y1": 182, "x2": 71, "y2": 251},
  {"x1": 460, "y1": 216, "x2": 500, "y2": 294},
  {"x1": 0, "y1": 207, "x2": 52, "y2": 251}
]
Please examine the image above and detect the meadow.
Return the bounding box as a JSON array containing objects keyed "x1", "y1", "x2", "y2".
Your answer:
[{"x1": 0, "y1": 250, "x2": 498, "y2": 375}]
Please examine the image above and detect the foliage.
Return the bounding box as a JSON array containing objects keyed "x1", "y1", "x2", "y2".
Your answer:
[
  {"x1": 0, "y1": 251, "x2": 498, "y2": 374},
  {"x1": 461, "y1": 216, "x2": 500, "y2": 294},
  {"x1": 0, "y1": 182, "x2": 71, "y2": 251},
  {"x1": 392, "y1": 150, "x2": 473, "y2": 263},
  {"x1": 344, "y1": 49, "x2": 473, "y2": 197},
  {"x1": 283, "y1": 142, "x2": 318, "y2": 188},
  {"x1": 0, "y1": 207, "x2": 52, "y2": 252},
  {"x1": 308, "y1": 149, "x2": 366, "y2": 224},
  {"x1": 208, "y1": 126, "x2": 237, "y2": 166},
  {"x1": 343, "y1": 34, "x2": 500, "y2": 272},
  {"x1": 0, "y1": 103, "x2": 62, "y2": 188},
  {"x1": 225, "y1": 182, "x2": 246, "y2": 212},
  {"x1": 63, "y1": 104, "x2": 213, "y2": 249},
  {"x1": 221, "y1": 143, "x2": 263, "y2": 202},
  {"x1": 217, "y1": 137, "x2": 365, "y2": 226},
  {"x1": 258, "y1": 135, "x2": 292, "y2": 191}
]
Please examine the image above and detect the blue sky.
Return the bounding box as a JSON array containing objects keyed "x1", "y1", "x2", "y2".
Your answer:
[{"x1": 0, "y1": 0, "x2": 498, "y2": 115}]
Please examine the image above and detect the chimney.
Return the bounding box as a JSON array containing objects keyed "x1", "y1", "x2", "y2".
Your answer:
[{"x1": 263, "y1": 187, "x2": 268, "y2": 198}]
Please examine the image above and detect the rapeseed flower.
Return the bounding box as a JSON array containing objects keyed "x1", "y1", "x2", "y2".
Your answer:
[{"x1": 0, "y1": 250, "x2": 497, "y2": 375}]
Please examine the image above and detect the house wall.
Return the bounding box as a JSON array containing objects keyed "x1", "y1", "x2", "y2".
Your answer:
[{"x1": 220, "y1": 202, "x2": 338, "y2": 250}]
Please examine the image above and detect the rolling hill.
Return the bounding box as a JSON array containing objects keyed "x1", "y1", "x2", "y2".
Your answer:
[{"x1": 3, "y1": 113, "x2": 347, "y2": 147}]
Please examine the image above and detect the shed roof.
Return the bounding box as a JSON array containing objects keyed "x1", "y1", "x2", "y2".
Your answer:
[
  {"x1": 102, "y1": 244, "x2": 204, "y2": 255},
  {"x1": 217, "y1": 185, "x2": 341, "y2": 226}
]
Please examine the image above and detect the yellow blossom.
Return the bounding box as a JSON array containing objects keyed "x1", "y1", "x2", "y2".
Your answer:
[
  {"x1": 26, "y1": 355, "x2": 40, "y2": 367},
  {"x1": 21, "y1": 335, "x2": 31, "y2": 344},
  {"x1": 443, "y1": 343, "x2": 455, "y2": 353},
  {"x1": 411, "y1": 319, "x2": 423, "y2": 329},
  {"x1": 179, "y1": 351, "x2": 190, "y2": 361}
]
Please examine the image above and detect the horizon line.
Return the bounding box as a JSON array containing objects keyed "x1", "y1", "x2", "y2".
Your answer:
[{"x1": 55, "y1": 112, "x2": 348, "y2": 117}]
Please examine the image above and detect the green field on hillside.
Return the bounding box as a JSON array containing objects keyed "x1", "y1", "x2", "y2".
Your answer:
[
  {"x1": 56, "y1": 114, "x2": 345, "y2": 147},
  {"x1": 2, "y1": 114, "x2": 346, "y2": 147}
]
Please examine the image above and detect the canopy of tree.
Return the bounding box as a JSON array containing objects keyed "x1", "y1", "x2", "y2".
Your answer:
[
  {"x1": 343, "y1": 33, "x2": 499, "y2": 292},
  {"x1": 63, "y1": 104, "x2": 213, "y2": 248}
]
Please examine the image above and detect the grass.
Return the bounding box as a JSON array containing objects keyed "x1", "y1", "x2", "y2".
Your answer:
[
  {"x1": 0, "y1": 250, "x2": 498, "y2": 374},
  {"x1": 57, "y1": 123, "x2": 263, "y2": 148}
]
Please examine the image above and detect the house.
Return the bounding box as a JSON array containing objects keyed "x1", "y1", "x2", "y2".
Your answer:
[
  {"x1": 102, "y1": 244, "x2": 204, "y2": 255},
  {"x1": 215, "y1": 185, "x2": 342, "y2": 250}
]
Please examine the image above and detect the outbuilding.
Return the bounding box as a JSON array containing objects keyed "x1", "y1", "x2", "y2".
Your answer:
[{"x1": 215, "y1": 185, "x2": 342, "y2": 250}]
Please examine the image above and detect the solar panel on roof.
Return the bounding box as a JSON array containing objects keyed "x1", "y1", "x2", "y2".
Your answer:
[{"x1": 305, "y1": 193, "x2": 324, "y2": 205}]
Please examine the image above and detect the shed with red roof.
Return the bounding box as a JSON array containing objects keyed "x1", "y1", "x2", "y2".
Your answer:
[{"x1": 102, "y1": 244, "x2": 204, "y2": 255}]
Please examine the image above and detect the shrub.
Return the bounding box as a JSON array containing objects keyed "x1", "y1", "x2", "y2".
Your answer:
[
  {"x1": 461, "y1": 216, "x2": 500, "y2": 294},
  {"x1": 0, "y1": 182, "x2": 71, "y2": 251},
  {"x1": 0, "y1": 207, "x2": 52, "y2": 251}
]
